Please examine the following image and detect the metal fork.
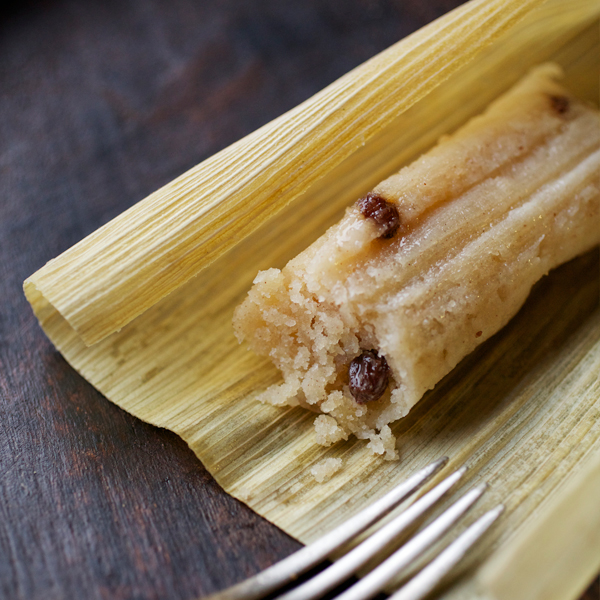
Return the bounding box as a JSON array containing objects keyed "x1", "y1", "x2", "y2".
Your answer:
[{"x1": 206, "y1": 457, "x2": 503, "y2": 600}]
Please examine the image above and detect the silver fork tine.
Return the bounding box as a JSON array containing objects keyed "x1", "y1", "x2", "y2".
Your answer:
[
  {"x1": 207, "y1": 457, "x2": 448, "y2": 600},
  {"x1": 334, "y1": 484, "x2": 488, "y2": 600},
  {"x1": 277, "y1": 466, "x2": 468, "y2": 600},
  {"x1": 389, "y1": 505, "x2": 505, "y2": 600}
]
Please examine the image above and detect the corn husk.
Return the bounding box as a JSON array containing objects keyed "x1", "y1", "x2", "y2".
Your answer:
[{"x1": 24, "y1": 0, "x2": 600, "y2": 598}]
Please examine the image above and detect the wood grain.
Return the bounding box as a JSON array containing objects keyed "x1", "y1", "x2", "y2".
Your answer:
[{"x1": 1, "y1": 1, "x2": 598, "y2": 599}]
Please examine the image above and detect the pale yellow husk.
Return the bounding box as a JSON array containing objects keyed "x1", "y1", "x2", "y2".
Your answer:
[{"x1": 24, "y1": 0, "x2": 600, "y2": 598}]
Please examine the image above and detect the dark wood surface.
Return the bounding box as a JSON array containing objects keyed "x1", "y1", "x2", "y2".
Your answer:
[{"x1": 0, "y1": 1, "x2": 598, "y2": 599}]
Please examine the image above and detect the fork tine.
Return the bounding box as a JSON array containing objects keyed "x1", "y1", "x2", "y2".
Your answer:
[
  {"x1": 389, "y1": 505, "x2": 505, "y2": 600},
  {"x1": 206, "y1": 456, "x2": 448, "y2": 600},
  {"x1": 277, "y1": 467, "x2": 468, "y2": 600},
  {"x1": 334, "y1": 484, "x2": 488, "y2": 600}
]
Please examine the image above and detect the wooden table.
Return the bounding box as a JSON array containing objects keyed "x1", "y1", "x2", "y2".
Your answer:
[{"x1": 1, "y1": 1, "x2": 598, "y2": 598}]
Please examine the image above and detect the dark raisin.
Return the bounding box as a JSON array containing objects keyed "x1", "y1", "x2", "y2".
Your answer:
[
  {"x1": 348, "y1": 350, "x2": 390, "y2": 403},
  {"x1": 357, "y1": 193, "x2": 400, "y2": 239},
  {"x1": 549, "y1": 94, "x2": 569, "y2": 115}
]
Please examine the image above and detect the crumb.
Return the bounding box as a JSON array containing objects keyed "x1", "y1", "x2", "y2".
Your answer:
[
  {"x1": 366, "y1": 425, "x2": 398, "y2": 460},
  {"x1": 310, "y1": 458, "x2": 343, "y2": 483},
  {"x1": 314, "y1": 414, "x2": 348, "y2": 446}
]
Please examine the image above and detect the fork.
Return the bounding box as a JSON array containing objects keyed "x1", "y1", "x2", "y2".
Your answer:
[{"x1": 206, "y1": 457, "x2": 503, "y2": 600}]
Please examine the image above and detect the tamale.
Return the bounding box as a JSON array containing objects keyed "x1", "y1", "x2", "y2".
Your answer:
[{"x1": 234, "y1": 65, "x2": 600, "y2": 459}]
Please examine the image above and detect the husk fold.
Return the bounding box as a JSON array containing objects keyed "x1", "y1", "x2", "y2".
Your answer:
[{"x1": 24, "y1": 0, "x2": 600, "y2": 598}]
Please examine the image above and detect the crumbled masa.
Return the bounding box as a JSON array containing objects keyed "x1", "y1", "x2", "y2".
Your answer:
[{"x1": 310, "y1": 458, "x2": 343, "y2": 483}]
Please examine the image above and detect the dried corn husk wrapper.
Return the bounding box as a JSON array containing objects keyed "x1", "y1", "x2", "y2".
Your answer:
[{"x1": 24, "y1": 0, "x2": 600, "y2": 598}]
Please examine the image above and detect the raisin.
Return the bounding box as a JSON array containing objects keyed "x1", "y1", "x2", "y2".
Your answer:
[
  {"x1": 357, "y1": 193, "x2": 400, "y2": 239},
  {"x1": 549, "y1": 94, "x2": 569, "y2": 115},
  {"x1": 349, "y1": 350, "x2": 390, "y2": 403}
]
